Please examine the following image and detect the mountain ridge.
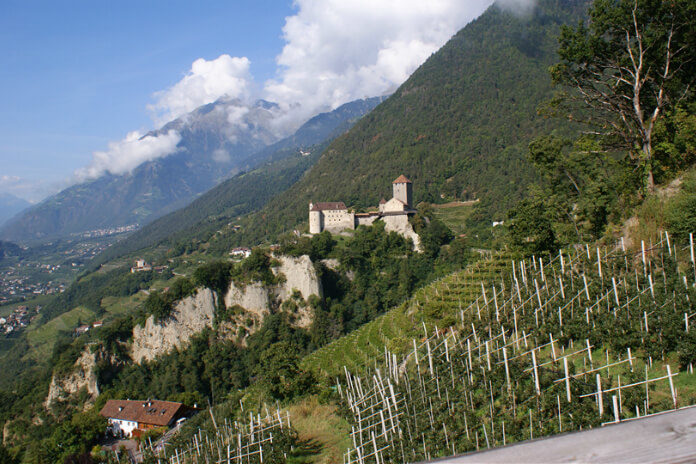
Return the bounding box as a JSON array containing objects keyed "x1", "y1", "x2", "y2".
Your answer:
[
  {"x1": 0, "y1": 97, "x2": 383, "y2": 243},
  {"x1": 203, "y1": 0, "x2": 589, "y2": 249},
  {"x1": 0, "y1": 193, "x2": 30, "y2": 227}
]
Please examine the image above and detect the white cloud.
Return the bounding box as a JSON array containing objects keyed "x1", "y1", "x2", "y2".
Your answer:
[
  {"x1": 76, "y1": 130, "x2": 181, "y2": 180},
  {"x1": 148, "y1": 55, "x2": 253, "y2": 125},
  {"x1": 68, "y1": 0, "x2": 542, "y2": 184},
  {"x1": 0, "y1": 175, "x2": 20, "y2": 184},
  {"x1": 212, "y1": 148, "x2": 231, "y2": 163},
  {"x1": 497, "y1": 0, "x2": 537, "y2": 15},
  {"x1": 263, "y1": 0, "x2": 495, "y2": 129}
]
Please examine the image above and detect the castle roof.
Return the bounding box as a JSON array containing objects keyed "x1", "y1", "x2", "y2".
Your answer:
[
  {"x1": 392, "y1": 175, "x2": 412, "y2": 184},
  {"x1": 310, "y1": 202, "x2": 347, "y2": 211}
]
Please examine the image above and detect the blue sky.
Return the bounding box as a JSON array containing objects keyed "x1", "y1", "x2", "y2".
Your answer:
[
  {"x1": 0, "y1": 0, "x2": 496, "y2": 202},
  {"x1": 0, "y1": 0, "x2": 293, "y2": 201}
]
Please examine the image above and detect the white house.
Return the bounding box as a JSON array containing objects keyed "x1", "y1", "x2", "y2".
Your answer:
[
  {"x1": 100, "y1": 399, "x2": 193, "y2": 438},
  {"x1": 230, "y1": 247, "x2": 252, "y2": 258}
]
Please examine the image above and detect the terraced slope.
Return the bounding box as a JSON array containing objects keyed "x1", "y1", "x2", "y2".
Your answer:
[
  {"x1": 330, "y1": 235, "x2": 696, "y2": 462},
  {"x1": 302, "y1": 252, "x2": 515, "y2": 378}
]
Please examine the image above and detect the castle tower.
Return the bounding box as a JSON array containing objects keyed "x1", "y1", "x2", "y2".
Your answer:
[
  {"x1": 392, "y1": 175, "x2": 412, "y2": 207},
  {"x1": 309, "y1": 203, "x2": 322, "y2": 234}
]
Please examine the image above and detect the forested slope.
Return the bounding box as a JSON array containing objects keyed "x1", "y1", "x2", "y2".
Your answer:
[
  {"x1": 222, "y1": 0, "x2": 589, "y2": 248},
  {"x1": 90, "y1": 97, "x2": 385, "y2": 267}
]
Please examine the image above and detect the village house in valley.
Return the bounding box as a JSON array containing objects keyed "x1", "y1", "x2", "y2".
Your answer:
[
  {"x1": 309, "y1": 175, "x2": 421, "y2": 250},
  {"x1": 99, "y1": 399, "x2": 195, "y2": 438}
]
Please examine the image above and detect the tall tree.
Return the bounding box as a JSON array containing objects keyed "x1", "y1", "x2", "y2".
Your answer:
[{"x1": 551, "y1": 0, "x2": 695, "y2": 193}]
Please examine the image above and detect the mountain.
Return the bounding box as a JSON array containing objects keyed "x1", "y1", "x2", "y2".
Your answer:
[
  {"x1": 90, "y1": 96, "x2": 386, "y2": 266},
  {"x1": 0, "y1": 240, "x2": 23, "y2": 259},
  {"x1": 0, "y1": 98, "x2": 284, "y2": 242},
  {"x1": 217, "y1": 0, "x2": 588, "y2": 247},
  {"x1": 0, "y1": 97, "x2": 385, "y2": 244},
  {"x1": 0, "y1": 193, "x2": 30, "y2": 227}
]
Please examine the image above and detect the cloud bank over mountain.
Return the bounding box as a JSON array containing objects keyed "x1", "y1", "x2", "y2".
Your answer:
[
  {"x1": 77, "y1": 0, "x2": 538, "y2": 181},
  {"x1": 76, "y1": 130, "x2": 181, "y2": 180},
  {"x1": 263, "y1": 0, "x2": 492, "y2": 127},
  {"x1": 148, "y1": 56, "x2": 253, "y2": 125}
]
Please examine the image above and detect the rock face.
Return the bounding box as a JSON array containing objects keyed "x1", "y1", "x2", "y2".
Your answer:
[
  {"x1": 223, "y1": 254, "x2": 322, "y2": 335},
  {"x1": 131, "y1": 288, "x2": 217, "y2": 364},
  {"x1": 382, "y1": 215, "x2": 422, "y2": 251},
  {"x1": 129, "y1": 255, "x2": 322, "y2": 362},
  {"x1": 274, "y1": 255, "x2": 322, "y2": 301},
  {"x1": 45, "y1": 348, "x2": 100, "y2": 410},
  {"x1": 224, "y1": 282, "x2": 271, "y2": 318}
]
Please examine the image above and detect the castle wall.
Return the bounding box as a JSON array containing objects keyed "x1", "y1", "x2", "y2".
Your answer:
[
  {"x1": 323, "y1": 210, "x2": 355, "y2": 233},
  {"x1": 356, "y1": 215, "x2": 379, "y2": 227},
  {"x1": 382, "y1": 197, "x2": 407, "y2": 213}
]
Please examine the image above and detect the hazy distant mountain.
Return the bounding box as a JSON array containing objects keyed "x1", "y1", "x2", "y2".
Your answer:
[
  {"x1": 0, "y1": 193, "x2": 30, "y2": 227},
  {"x1": 0, "y1": 97, "x2": 383, "y2": 243},
  {"x1": 0, "y1": 240, "x2": 23, "y2": 259},
  {"x1": 91, "y1": 96, "x2": 387, "y2": 265}
]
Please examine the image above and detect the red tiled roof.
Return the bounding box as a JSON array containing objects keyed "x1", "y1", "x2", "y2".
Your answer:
[
  {"x1": 392, "y1": 175, "x2": 412, "y2": 184},
  {"x1": 310, "y1": 202, "x2": 347, "y2": 211},
  {"x1": 99, "y1": 399, "x2": 188, "y2": 427}
]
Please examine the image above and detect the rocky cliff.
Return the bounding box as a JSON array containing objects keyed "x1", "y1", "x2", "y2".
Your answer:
[
  {"x1": 45, "y1": 348, "x2": 100, "y2": 410},
  {"x1": 130, "y1": 255, "x2": 322, "y2": 362},
  {"x1": 224, "y1": 254, "x2": 322, "y2": 333},
  {"x1": 382, "y1": 215, "x2": 421, "y2": 252},
  {"x1": 273, "y1": 255, "x2": 322, "y2": 302},
  {"x1": 131, "y1": 288, "x2": 217, "y2": 363}
]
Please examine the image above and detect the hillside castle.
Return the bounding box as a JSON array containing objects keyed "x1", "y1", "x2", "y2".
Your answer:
[{"x1": 309, "y1": 175, "x2": 421, "y2": 250}]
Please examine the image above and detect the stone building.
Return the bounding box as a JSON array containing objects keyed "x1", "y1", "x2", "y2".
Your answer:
[{"x1": 308, "y1": 175, "x2": 421, "y2": 250}]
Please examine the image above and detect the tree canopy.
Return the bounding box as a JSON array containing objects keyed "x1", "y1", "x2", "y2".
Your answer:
[{"x1": 551, "y1": 0, "x2": 696, "y2": 193}]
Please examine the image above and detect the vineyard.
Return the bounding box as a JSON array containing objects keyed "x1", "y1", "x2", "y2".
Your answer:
[
  {"x1": 146, "y1": 232, "x2": 696, "y2": 463},
  {"x1": 336, "y1": 233, "x2": 696, "y2": 462}
]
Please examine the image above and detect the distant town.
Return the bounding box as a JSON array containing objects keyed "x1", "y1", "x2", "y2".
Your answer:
[
  {"x1": 0, "y1": 237, "x2": 115, "y2": 304},
  {"x1": 0, "y1": 264, "x2": 68, "y2": 304},
  {"x1": 73, "y1": 223, "x2": 139, "y2": 239},
  {"x1": 0, "y1": 305, "x2": 40, "y2": 335}
]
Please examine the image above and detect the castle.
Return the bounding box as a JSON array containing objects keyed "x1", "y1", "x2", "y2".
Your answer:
[{"x1": 309, "y1": 175, "x2": 421, "y2": 249}]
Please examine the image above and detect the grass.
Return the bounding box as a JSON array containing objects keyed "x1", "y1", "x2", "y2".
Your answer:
[
  {"x1": 430, "y1": 202, "x2": 476, "y2": 237},
  {"x1": 26, "y1": 305, "x2": 96, "y2": 360},
  {"x1": 101, "y1": 292, "x2": 148, "y2": 316},
  {"x1": 286, "y1": 396, "x2": 352, "y2": 464}
]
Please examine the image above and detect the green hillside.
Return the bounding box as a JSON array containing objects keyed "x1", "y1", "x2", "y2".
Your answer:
[
  {"x1": 162, "y1": 234, "x2": 696, "y2": 463},
  {"x1": 2, "y1": 0, "x2": 694, "y2": 461},
  {"x1": 216, "y1": 0, "x2": 588, "y2": 249},
  {"x1": 90, "y1": 97, "x2": 387, "y2": 267},
  {"x1": 90, "y1": 147, "x2": 324, "y2": 268}
]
